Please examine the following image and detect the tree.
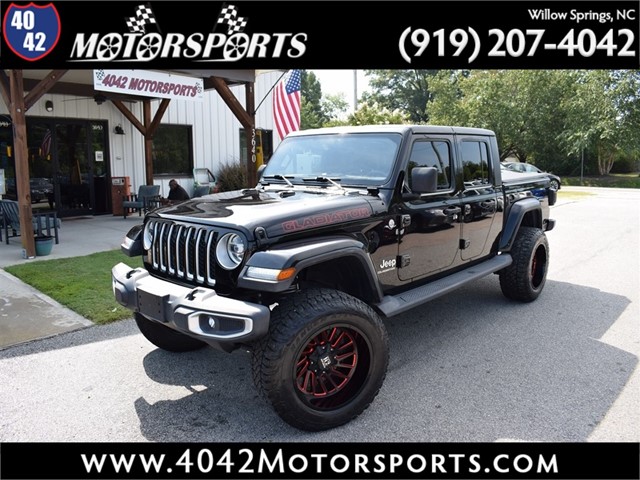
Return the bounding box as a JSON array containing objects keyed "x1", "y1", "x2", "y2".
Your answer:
[
  {"x1": 428, "y1": 70, "x2": 574, "y2": 169},
  {"x1": 326, "y1": 101, "x2": 408, "y2": 127},
  {"x1": 560, "y1": 70, "x2": 640, "y2": 175},
  {"x1": 322, "y1": 93, "x2": 349, "y2": 122},
  {"x1": 300, "y1": 70, "x2": 328, "y2": 129},
  {"x1": 362, "y1": 70, "x2": 440, "y2": 123}
]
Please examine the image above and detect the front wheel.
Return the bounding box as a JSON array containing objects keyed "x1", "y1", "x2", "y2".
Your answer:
[
  {"x1": 251, "y1": 288, "x2": 389, "y2": 431},
  {"x1": 135, "y1": 312, "x2": 207, "y2": 352},
  {"x1": 499, "y1": 227, "x2": 549, "y2": 302}
]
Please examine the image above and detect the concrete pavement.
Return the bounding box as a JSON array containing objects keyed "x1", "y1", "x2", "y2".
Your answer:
[{"x1": 0, "y1": 213, "x2": 142, "y2": 349}]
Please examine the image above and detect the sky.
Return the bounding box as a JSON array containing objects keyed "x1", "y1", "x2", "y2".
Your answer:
[{"x1": 310, "y1": 69, "x2": 371, "y2": 115}]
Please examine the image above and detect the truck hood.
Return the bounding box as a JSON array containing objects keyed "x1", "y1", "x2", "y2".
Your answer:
[{"x1": 152, "y1": 188, "x2": 374, "y2": 239}]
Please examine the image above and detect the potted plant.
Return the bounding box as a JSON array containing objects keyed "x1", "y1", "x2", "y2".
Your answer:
[{"x1": 34, "y1": 235, "x2": 54, "y2": 256}]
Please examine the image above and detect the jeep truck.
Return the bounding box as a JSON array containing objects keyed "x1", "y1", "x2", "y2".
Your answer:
[{"x1": 112, "y1": 125, "x2": 556, "y2": 431}]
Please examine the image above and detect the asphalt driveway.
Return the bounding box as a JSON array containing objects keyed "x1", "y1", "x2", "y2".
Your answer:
[{"x1": 0, "y1": 187, "x2": 637, "y2": 443}]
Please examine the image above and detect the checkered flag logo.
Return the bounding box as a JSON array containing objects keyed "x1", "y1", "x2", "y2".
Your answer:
[
  {"x1": 126, "y1": 3, "x2": 157, "y2": 33},
  {"x1": 216, "y1": 4, "x2": 247, "y2": 35}
]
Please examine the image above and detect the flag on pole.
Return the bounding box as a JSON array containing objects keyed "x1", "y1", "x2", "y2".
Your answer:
[{"x1": 273, "y1": 70, "x2": 302, "y2": 140}]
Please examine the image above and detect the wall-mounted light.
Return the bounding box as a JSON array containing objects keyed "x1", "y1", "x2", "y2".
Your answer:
[
  {"x1": 94, "y1": 94, "x2": 107, "y2": 105},
  {"x1": 114, "y1": 124, "x2": 125, "y2": 135},
  {"x1": 45, "y1": 100, "x2": 54, "y2": 112}
]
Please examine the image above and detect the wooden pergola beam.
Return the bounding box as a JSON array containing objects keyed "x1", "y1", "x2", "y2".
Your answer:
[
  {"x1": 24, "y1": 70, "x2": 68, "y2": 111},
  {"x1": 148, "y1": 98, "x2": 171, "y2": 136},
  {"x1": 210, "y1": 76, "x2": 253, "y2": 129},
  {"x1": 8, "y1": 70, "x2": 36, "y2": 258},
  {"x1": 111, "y1": 100, "x2": 146, "y2": 135},
  {"x1": 209, "y1": 76, "x2": 256, "y2": 187},
  {"x1": 0, "y1": 70, "x2": 11, "y2": 109}
]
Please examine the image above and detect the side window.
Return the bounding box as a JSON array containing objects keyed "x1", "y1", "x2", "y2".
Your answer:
[
  {"x1": 408, "y1": 140, "x2": 451, "y2": 190},
  {"x1": 461, "y1": 141, "x2": 490, "y2": 185}
]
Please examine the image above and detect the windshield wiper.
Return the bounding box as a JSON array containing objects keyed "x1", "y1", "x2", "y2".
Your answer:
[
  {"x1": 302, "y1": 176, "x2": 345, "y2": 191},
  {"x1": 262, "y1": 174, "x2": 294, "y2": 187}
]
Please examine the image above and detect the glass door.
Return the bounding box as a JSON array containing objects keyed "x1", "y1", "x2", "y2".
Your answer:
[
  {"x1": 90, "y1": 122, "x2": 110, "y2": 214},
  {"x1": 55, "y1": 122, "x2": 91, "y2": 216},
  {"x1": 48, "y1": 120, "x2": 110, "y2": 217}
]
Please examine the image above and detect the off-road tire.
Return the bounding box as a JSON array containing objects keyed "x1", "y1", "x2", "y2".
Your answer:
[
  {"x1": 251, "y1": 288, "x2": 389, "y2": 431},
  {"x1": 499, "y1": 226, "x2": 549, "y2": 302},
  {"x1": 134, "y1": 312, "x2": 207, "y2": 352}
]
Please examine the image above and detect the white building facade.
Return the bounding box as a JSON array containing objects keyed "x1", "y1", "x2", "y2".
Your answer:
[{"x1": 0, "y1": 70, "x2": 283, "y2": 217}]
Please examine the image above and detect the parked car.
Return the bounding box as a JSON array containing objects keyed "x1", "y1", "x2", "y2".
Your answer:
[
  {"x1": 3, "y1": 177, "x2": 53, "y2": 203},
  {"x1": 501, "y1": 162, "x2": 561, "y2": 190},
  {"x1": 114, "y1": 125, "x2": 557, "y2": 432},
  {"x1": 29, "y1": 178, "x2": 53, "y2": 203}
]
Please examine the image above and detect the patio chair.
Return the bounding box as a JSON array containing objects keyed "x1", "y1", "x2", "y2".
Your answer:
[
  {"x1": 0, "y1": 199, "x2": 60, "y2": 245},
  {"x1": 122, "y1": 184, "x2": 160, "y2": 219},
  {"x1": 192, "y1": 185, "x2": 211, "y2": 198}
]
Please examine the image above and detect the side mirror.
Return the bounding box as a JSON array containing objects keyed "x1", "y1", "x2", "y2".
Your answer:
[{"x1": 410, "y1": 167, "x2": 438, "y2": 194}]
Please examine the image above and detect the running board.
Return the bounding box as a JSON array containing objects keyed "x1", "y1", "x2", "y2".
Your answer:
[{"x1": 376, "y1": 254, "x2": 513, "y2": 317}]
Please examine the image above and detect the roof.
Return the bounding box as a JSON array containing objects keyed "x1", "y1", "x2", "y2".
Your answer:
[{"x1": 285, "y1": 124, "x2": 496, "y2": 137}]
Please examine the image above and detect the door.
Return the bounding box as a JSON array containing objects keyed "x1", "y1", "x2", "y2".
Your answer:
[
  {"x1": 458, "y1": 138, "x2": 499, "y2": 260},
  {"x1": 51, "y1": 120, "x2": 110, "y2": 217},
  {"x1": 89, "y1": 122, "x2": 110, "y2": 214},
  {"x1": 398, "y1": 136, "x2": 461, "y2": 282}
]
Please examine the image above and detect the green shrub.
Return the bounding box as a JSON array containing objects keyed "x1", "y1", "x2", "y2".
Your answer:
[{"x1": 216, "y1": 161, "x2": 248, "y2": 192}]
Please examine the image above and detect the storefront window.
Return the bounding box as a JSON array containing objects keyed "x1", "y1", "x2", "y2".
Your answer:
[{"x1": 152, "y1": 124, "x2": 193, "y2": 176}]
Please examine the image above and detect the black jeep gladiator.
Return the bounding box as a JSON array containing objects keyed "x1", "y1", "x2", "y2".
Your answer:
[{"x1": 112, "y1": 125, "x2": 556, "y2": 431}]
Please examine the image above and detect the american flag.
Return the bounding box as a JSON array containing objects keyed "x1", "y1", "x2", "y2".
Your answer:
[
  {"x1": 273, "y1": 70, "x2": 302, "y2": 140},
  {"x1": 40, "y1": 129, "x2": 52, "y2": 158},
  {"x1": 126, "y1": 4, "x2": 157, "y2": 33}
]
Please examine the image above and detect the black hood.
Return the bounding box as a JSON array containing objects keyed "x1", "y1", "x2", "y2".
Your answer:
[{"x1": 151, "y1": 188, "x2": 375, "y2": 239}]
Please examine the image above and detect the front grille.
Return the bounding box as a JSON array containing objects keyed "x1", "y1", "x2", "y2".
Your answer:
[{"x1": 147, "y1": 219, "x2": 218, "y2": 286}]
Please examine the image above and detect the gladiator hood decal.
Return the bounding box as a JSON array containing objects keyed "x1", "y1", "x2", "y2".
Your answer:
[{"x1": 152, "y1": 189, "x2": 374, "y2": 239}]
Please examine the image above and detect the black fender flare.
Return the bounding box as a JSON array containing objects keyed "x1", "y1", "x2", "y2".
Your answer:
[
  {"x1": 499, "y1": 198, "x2": 543, "y2": 251},
  {"x1": 238, "y1": 236, "x2": 383, "y2": 301}
]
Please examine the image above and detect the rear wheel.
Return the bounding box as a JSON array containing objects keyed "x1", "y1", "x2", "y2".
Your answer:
[
  {"x1": 134, "y1": 312, "x2": 207, "y2": 352},
  {"x1": 499, "y1": 227, "x2": 549, "y2": 302},
  {"x1": 251, "y1": 288, "x2": 389, "y2": 431}
]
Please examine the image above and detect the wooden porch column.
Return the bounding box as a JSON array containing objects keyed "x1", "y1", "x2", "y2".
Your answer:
[
  {"x1": 143, "y1": 100, "x2": 153, "y2": 186},
  {"x1": 9, "y1": 70, "x2": 35, "y2": 258},
  {"x1": 245, "y1": 82, "x2": 256, "y2": 186}
]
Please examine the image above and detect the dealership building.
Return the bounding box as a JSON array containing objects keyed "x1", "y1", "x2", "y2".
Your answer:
[{"x1": 0, "y1": 69, "x2": 283, "y2": 221}]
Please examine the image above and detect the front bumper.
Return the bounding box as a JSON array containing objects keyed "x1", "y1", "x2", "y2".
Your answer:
[{"x1": 112, "y1": 262, "x2": 270, "y2": 346}]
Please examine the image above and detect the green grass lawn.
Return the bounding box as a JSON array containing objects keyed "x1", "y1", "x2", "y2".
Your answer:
[
  {"x1": 562, "y1": 173, "x2": 640, "y2": 188},
  {"x1": 4, "y1": 249, "x2": 142, "y2": 325}
]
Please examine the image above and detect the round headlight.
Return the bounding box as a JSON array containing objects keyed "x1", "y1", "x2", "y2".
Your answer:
[
  {"x1": 216, "y1": 233, "x2": 246, "y2": 270},
  {"x1": 143, "y1": 222, "x2": 154, "y2": 250}
]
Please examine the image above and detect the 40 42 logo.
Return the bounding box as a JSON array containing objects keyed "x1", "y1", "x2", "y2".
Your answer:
[{"x1": 3, "y1": 2, "x2": 61, "y2": 61}]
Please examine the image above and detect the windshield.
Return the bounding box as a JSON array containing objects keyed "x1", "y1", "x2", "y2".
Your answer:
[{"x1": 262, "y1": 133, "x2": 402, "y2": 186}]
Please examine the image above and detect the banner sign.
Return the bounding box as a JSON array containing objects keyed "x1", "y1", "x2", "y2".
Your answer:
[
  {"x1": 93, "y1": 69, "x2": 204, "y2": 102},
  {"x1": 0, "y1": 1, "x2": 638, "y2": 68},
  {"x1": 1, "y1": 442, "x2": 639, "y2": 479}
]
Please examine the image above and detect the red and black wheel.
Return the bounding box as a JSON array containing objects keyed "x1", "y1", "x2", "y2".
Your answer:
[
  {"x1": 499, "y1": 226, "x2": 550, "y2": 302},
  {"x1": 251, "y1": 288, "x2": 389, "y2": 431}
]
